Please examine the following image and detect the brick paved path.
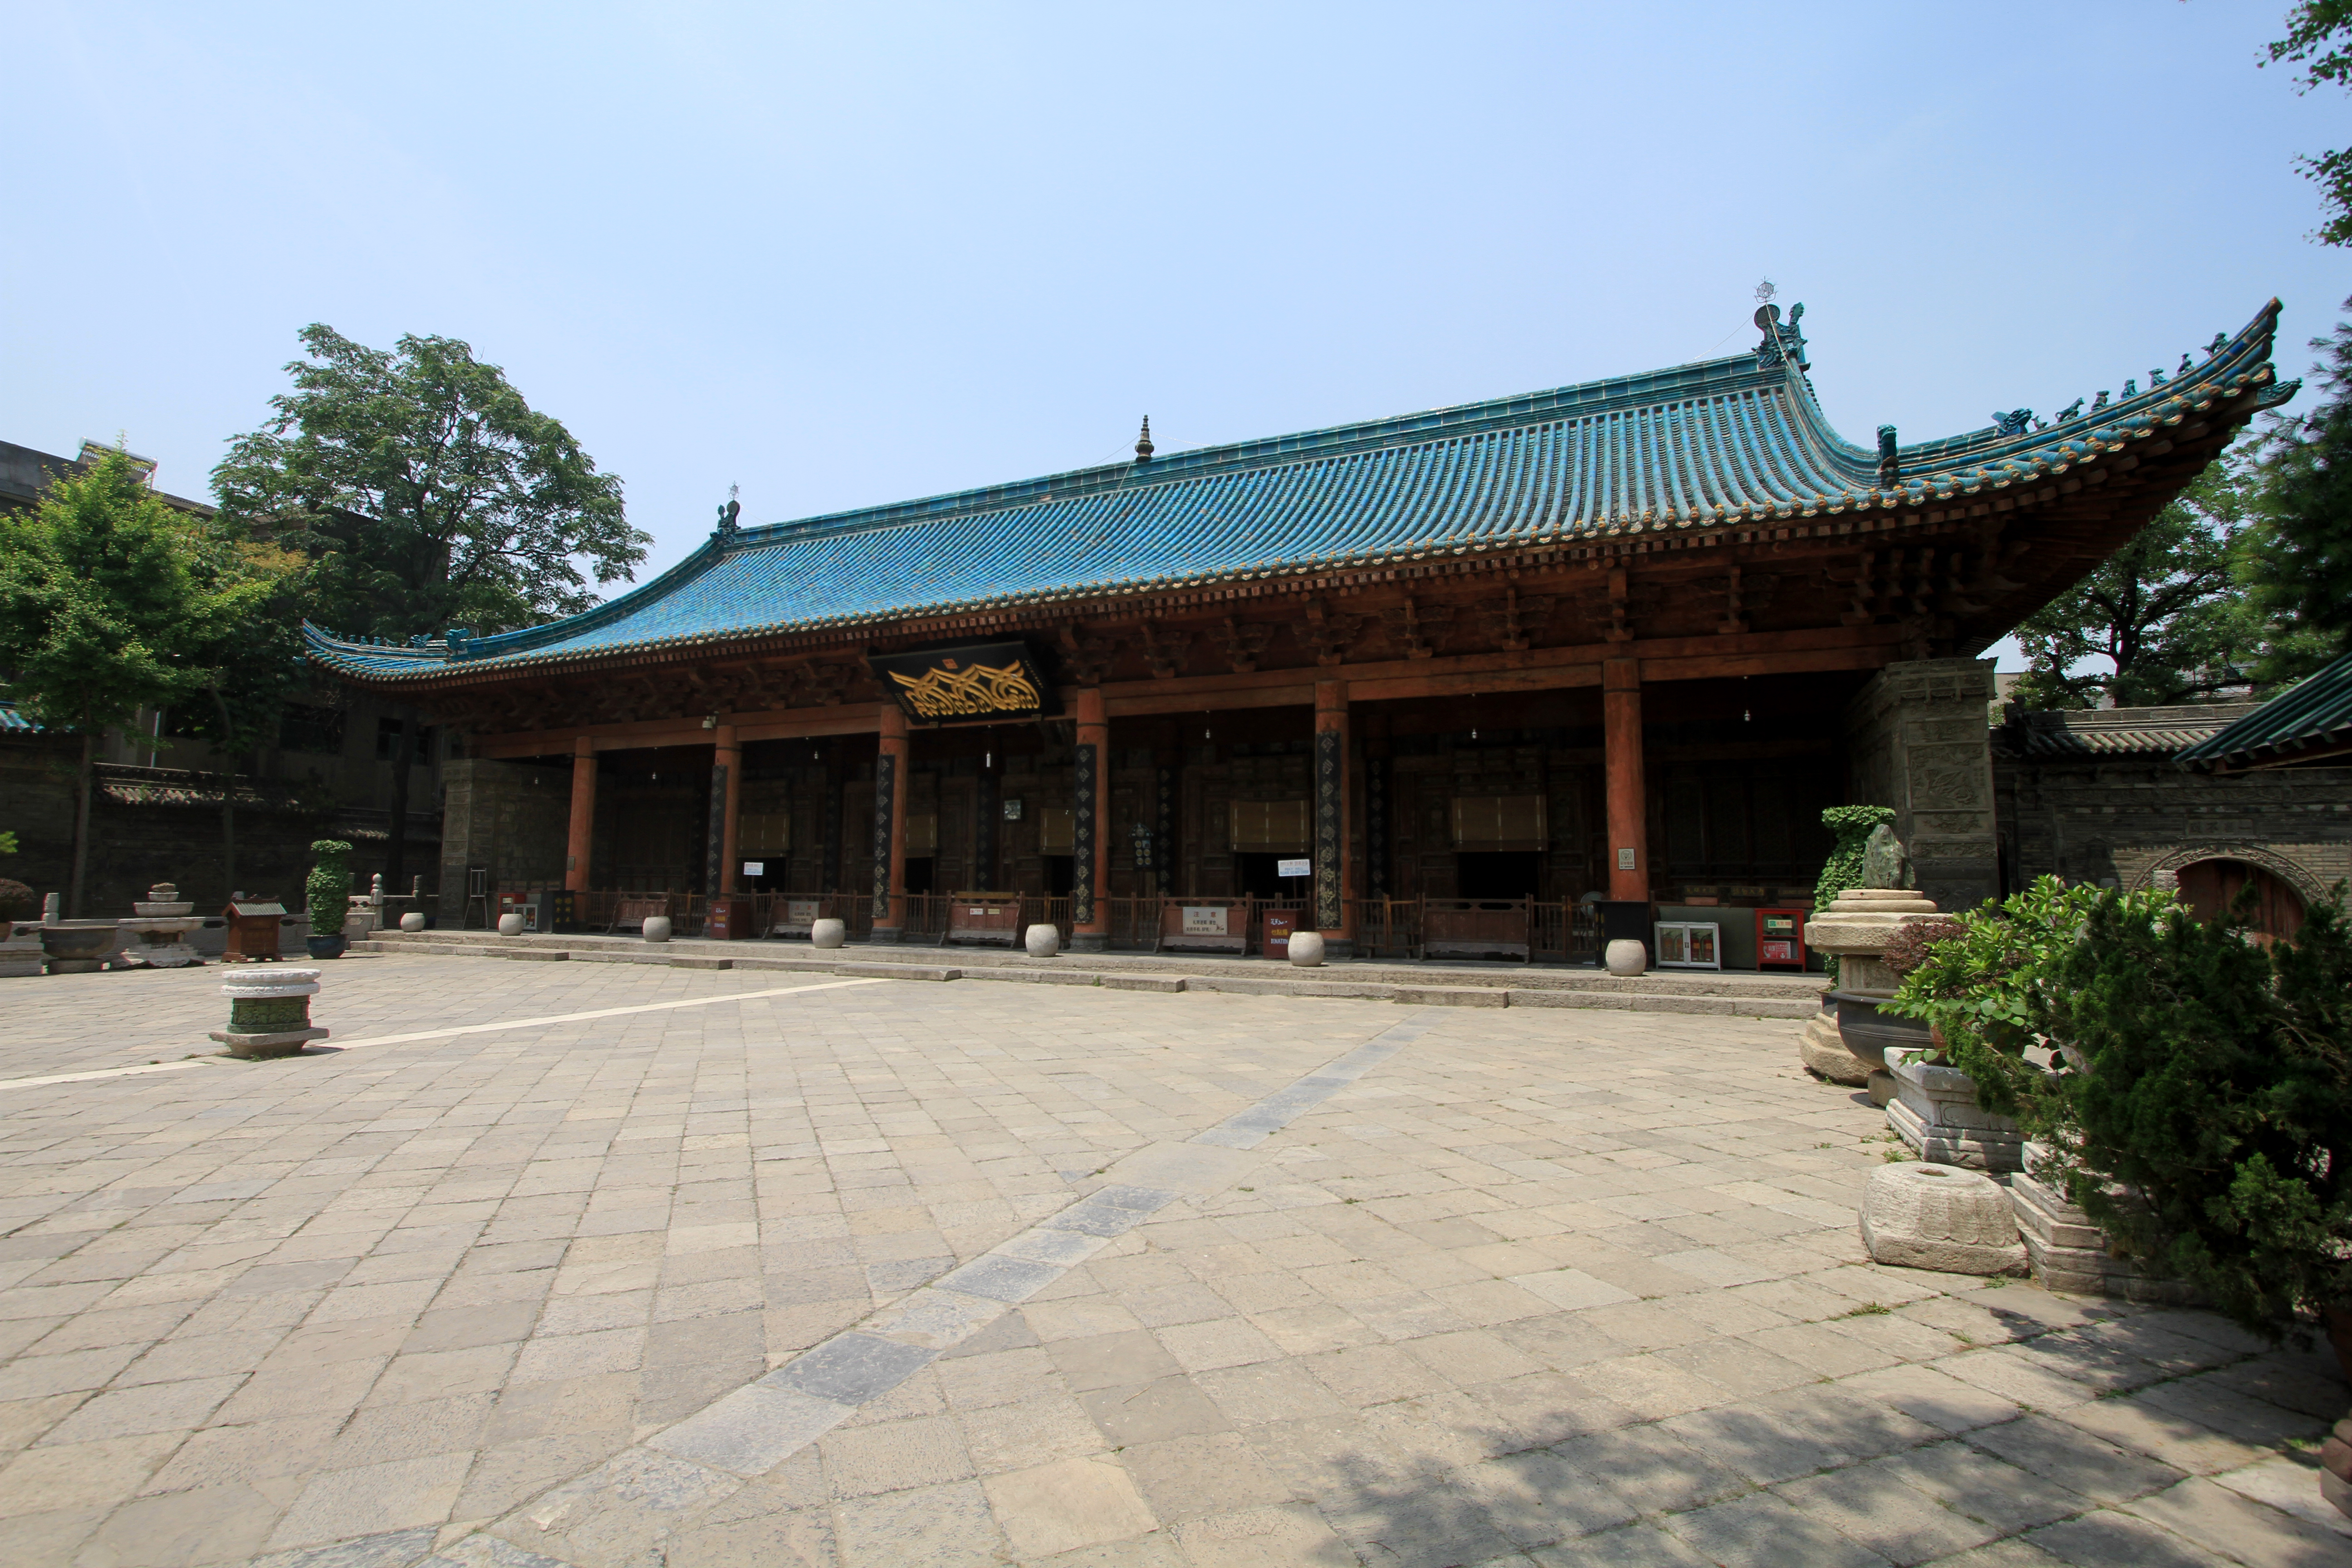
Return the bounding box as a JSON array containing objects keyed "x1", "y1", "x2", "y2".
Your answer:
[{"x1": 0, "y1": 955, "x2": 2342, "y2": 1567}]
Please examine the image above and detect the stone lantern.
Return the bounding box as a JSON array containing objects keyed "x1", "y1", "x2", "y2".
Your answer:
[
  {"x1": 120, "y1": 884, "x2": 203, "y2": 968},
  {"x1": 1799, "y1": 827, "x2": 1940, "y2": 1105}
]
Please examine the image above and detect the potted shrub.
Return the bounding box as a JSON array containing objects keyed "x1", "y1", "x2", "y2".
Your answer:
[
  {"x1": 0, "y1": 873, "x2": 33, "y2": 946},
  {"x1": 1898, "y1": 874, "x2": 2352, "y2": 1366},
  {"x1": 304, "y1": 840, "x2": 354, "y2": 960}
]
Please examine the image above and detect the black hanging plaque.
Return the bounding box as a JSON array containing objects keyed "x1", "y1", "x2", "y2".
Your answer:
[{"x1": 868, "y1": 642, "x2": 1055, "y2": 725}]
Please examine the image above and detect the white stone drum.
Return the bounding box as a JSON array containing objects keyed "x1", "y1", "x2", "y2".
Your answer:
[
  {"x1": 1287, "y1": 930, "x2": 1325, "y2": 967},
  {"x1": 809, "y1": 917, "x2": 844, "y2": 950},
  {"x1": 1604, "y1": 938, "x2": 1647, "y2": 977},
  {"x1": 1024, "y1": 923, "x2": 1061, "y2": 958},
  {"x1": 399, "y1": 912, "x2": 426, "y2": 932},
  {"x1": 1859, "y1": 1161, "x2": 2025, "y2": 1275},
  {"x1": 211, "y1": 966, "x2": 328, "y2": 1059},
  {"x1": 497, "y1": 912, "x2": 526, "y2": 936},
  {"x1": 642, "y1": 915, "x2": 673, "y2": 943}
]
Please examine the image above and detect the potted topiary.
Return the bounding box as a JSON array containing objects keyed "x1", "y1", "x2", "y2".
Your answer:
[
  {"x1": 1899, "y1": 875, "x2": 2352, "y2": 1366},
  {"x1": 304, "y1": 840, "x2": 354, "y2": 960},
  {"x1": 0, "y1": 874, "x2": 32, "y2": 947}
]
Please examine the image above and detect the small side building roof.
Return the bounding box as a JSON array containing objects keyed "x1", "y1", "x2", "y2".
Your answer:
[
  {"x1": 2176, "y1": 649, "x2": 2352, "y2": 771},
  {"x1": 1996, "y1": 702, "x2": 2266, "y2": 760}
]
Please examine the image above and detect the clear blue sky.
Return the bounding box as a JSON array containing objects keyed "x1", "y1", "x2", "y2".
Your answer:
[{"x1": 6, "y1": 2, "x2": 2345, "y2": 670}]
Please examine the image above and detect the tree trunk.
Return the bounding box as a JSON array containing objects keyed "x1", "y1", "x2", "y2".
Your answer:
[
  {"x1": 209, "y1": 687, "x2": 238, "y2": 900},
  {"x1": 384, "y1": 706, "x2": 421, "y2": 891},
  {"x1": 69, "y1": 729, "x2": 95, "y2": 918}
]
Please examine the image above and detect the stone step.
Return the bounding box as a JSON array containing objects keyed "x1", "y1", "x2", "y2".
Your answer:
[
  {"x1": 361, "y1": 929, "x2": 1823, "y2": 994},
  {"x1": 357, "y1": 940, "x2": 1806, "y2": 1025}
]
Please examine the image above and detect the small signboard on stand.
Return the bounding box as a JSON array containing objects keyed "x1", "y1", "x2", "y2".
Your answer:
[{"x1": 1262, "y1": 908, "x2": 1301, "y2": 960}]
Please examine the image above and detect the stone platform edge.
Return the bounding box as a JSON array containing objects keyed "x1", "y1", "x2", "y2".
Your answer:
[{"x1": 346, "y1": 934, "x2": 1818, "y2": 1017}]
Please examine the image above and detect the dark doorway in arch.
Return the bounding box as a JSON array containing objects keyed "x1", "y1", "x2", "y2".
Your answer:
[
  {"x1": 903, "y1": 858, "x2": 936, "y2": 895},
  {"x1": 1043, "y1": 856, "x2": 1074, "y2": 897},
  {"x1": 1457, "y1": 852, "x2": 1541, "y2": 900},
  {"x1": 2176, "y1": 859, "x2": 2307, "y2": 943}
]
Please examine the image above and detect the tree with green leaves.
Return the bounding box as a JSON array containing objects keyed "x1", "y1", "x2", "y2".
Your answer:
[
  {"x1": 171, "y1": 524, "x2": 310, "y2": 895},
  {"x1": 212, "y1": 325, "x2": 647, "y2": 888},
  {"x1": 2264, "y1": 2, "x2": 2352, "y2": 245},
  {"x1": 0, "y1": 448, "x2": 275, "y2": 914},
  {"x1": 2240, "y1": 309, "x2": 2352, "y2": 686},
  {"x1": 2010, "y1": 451, "x2": 2269, "y2": 709}
]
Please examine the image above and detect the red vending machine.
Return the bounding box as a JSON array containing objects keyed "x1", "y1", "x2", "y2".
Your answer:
[{"x1": 1755, "y1": 907, "x2": 1808, "y2": 970}]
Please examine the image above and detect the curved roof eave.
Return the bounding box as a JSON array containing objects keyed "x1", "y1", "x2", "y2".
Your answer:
[{"x1": 307, "y1": 299, "x2": 2289, "y2": 685}]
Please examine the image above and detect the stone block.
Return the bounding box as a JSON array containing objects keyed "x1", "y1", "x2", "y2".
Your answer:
[
  {"x1": 1389, "y1": 985, "x2": 1507, "y2": 1008},
  {"x1": 835, "y1": 964, "x2": 960, "y2": 982},
  {"x1": 669, "y1": 956, "x2": 732, "y2": 970},
  {"x1": 1798, "y1": 1008, "x2": 1869, "y2": 1086},
  {"x1": 1886, "y1": 1051, "x2": 2024, "y2": 1172},
  {"x1": 2008, "y1": 1162, "x2": 2200, "y2": 1306},
  {"x1": 1102, "y1": 974, "x2": 1188, "y2": 993},
  {"x1": 1857, "y1": 1162, "x2": 2025, "y2": 1275}
]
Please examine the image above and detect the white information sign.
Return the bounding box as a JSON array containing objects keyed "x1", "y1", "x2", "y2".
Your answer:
[
  {"x1": 786, "y1": 900, "x2": 822, "y2": 923},
  {"x1": 1617, "y1": 847, "x2": 1637, "y2": 870},
  {"x1": 741, "y1": 861, "x2": 764, "y2": 877},
  {"x1": 1276, "y1": 858, "x2": 1310, "y2": 879},
  {"x1": 1181, "y1": 905, "x2": 1229, "y2": 935}
]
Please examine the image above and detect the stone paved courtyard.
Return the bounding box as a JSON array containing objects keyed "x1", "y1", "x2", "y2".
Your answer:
[{"x1": 0, "y1": 955, "x2": 2346, "y2": 1568}]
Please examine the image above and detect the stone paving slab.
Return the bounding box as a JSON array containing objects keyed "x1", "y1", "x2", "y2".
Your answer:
[{"x1": 0, "y1": 957, "x2": 2338, "y2": 1567}]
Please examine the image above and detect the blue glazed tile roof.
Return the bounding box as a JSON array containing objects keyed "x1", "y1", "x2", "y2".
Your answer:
[{"x1": 308, "y1": 300, "x2": 2292, "y2": 681}]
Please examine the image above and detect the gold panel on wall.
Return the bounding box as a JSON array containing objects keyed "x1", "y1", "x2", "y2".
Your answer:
[
  {"x1": 1453, "y1": 794, "x2": 1548, "y2": 850},
  {"x1": 1038, "y1": 806, "x2": 1075, "y2": 855},
  {"x1": 1229, "y1": 799, "x2": 1311, "y2": 853}
]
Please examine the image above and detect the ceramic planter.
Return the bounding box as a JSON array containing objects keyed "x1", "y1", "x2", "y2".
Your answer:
[
  {"x1": 1826, "y1": 990, "x2": 1931, "y2": 1071},
  {"x1": 305, "y1": 935, "x2": 348, "y2": 960}
]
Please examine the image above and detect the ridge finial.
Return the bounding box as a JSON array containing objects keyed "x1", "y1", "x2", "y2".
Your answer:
[{"x1": 1135, "y1": 417, "x2": 1154, "y2": 462}]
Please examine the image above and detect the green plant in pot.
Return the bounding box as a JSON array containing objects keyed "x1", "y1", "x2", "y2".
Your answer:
[
  {"x1": 1893, "y1": 874, "x2": 2352, "y2": 1366},
  {"x1": 0, "y1": 875, "x2": 32, "y2": 945},
  {"x1": 304, "y1": 840, "x2": 354, "y2": 959},
  {"x1": 1814, "y1": 804, "x2": 1896, "y2": 984}
]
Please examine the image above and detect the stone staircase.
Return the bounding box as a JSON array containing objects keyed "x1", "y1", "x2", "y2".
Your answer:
[{"x1": 349, "y1": 928, "x2": 1823, "y2": 1020}]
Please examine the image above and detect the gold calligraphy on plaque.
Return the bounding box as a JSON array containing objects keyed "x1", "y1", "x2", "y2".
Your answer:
[{"x1": 888, "y1": 660, "x2": 1042, "y2": 719}]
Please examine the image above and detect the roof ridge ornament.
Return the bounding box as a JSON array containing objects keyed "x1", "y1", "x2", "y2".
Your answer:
[
  {"x1": 1135, "y1": 416, "x2": 1154, "y2": 463},
  {"x1": 715, "y1": 484, "x2": 741, "y2": 538},
  {"x1": 1754, "y1": 301, "x2": 1810, "y2": 372},
  {"x1": 1876, "y1": 425, "x2": 1900, "y2": 488}
]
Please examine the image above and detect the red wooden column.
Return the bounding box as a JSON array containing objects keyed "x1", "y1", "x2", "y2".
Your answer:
[
  {"x1": 1071, "y1": 686, "x2": 1110, "y2": 951},
  {"x1": 1314, "y1": 679, "x2": 1354, "y2": 958},
  {"x1": 565, "y1": 736, "x2": 596, "y2": 893},
  {"x1": 1603, "y1": 657, "x2": 1648, "y2": 901},
  {"x1": 714, "y1": 723, "x2": 744, "y2": 901},
  {"x1": 873, "y1": 703, "x2": 910, "y2": 941}
]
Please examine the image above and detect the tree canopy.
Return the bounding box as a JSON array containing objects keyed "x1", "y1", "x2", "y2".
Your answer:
[
  {"x1": 2265, "y1": 2, "x2": 2352, "y2": 245},
  {"x1": 2241, "y1": 308, "x2": 2352, "y2": 684},
  {"x1": 2010, "y1": 452, "x2": 2269, "y2": 709},
  {"x1": 211, "y1": 324, "x2": 647, "y2": 641}
]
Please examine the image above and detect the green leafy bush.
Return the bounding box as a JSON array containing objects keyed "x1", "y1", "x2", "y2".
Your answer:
[
  {"x1": 1888, "y1": 873, "x2": 2352, "y2": 1342},
  {"x1": 305, "y1": 839, "x2": 353, "y2": 934},
  {"x1": 1882, "y1": 878, "x2": 2122, "y2": 1085},
  {"x1": 1815, "y1": 805, "x2": 1896, "y2": 913},
  {"x1": 1815, "y1": 805, "x2": 1896, "y2": 984},
  {"x1": 2038, "y1": 885, "x2": 2352, "y2": 1341}
]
